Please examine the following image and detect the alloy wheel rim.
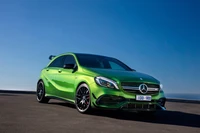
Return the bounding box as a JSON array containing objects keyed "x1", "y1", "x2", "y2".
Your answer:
[
  {"x1": 76, "y1": 87, "x2": 90, "y2": 112},
  {"x1": 37, "y1": 83, "x2": 44, "y2": 101}
]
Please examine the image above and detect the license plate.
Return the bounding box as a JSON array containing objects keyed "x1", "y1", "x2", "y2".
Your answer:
[{"x1": 136, "y1": 95, "x2": 151, "y2": 101}]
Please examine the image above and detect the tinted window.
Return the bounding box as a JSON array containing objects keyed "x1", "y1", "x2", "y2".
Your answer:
[
  {"x1": 48, "y1": 56, "x2": 65, "y2": 67},
  {"x1": 63, "y1": 55, "x2": 76, "y2": 65},
  {"x1": 76, "y1": 54, "x2": 131, "y2": 71},
  {"x1": 109, "y1": 61, "x2": 126, "y2": 70}
]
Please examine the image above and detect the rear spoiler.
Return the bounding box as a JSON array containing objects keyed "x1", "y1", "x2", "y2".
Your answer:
[{"x1": 49, "y1": 55, "x2": 56, "y2": 60}]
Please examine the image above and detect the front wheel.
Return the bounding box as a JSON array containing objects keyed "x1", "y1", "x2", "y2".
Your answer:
[
  {"x1": 36, "y1": 80, "x2": 50, "y2": 103},
  {"x1": 75, "y1": 83, "x2": 91, "y2": 113}
]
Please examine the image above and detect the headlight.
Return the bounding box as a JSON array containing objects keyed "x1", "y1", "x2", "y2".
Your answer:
[
  {"x1": 159, "y1": 83, "x2": 164, "y2": 92},
  {"x1": 95, "y1": 76, "x2": 119, "y2": 89},
  {"x1": 160, "y1": 84, "x2": 163, "y2": 89}
]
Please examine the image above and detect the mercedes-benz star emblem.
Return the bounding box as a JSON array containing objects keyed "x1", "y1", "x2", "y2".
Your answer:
[{"x1": 139, "y1": 84, "x2": 148, "y2": 94}]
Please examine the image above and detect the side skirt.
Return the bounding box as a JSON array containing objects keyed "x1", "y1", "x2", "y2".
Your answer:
[{"x1": 46, "y1": 95, "x2": 75, "y2": 104}]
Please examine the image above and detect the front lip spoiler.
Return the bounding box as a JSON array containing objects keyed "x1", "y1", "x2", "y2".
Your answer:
[
  {"x1": 93, "y1": 102, "x2": 166, "y2": 111},
  {"x1": 93, "y1": 94, "x2": 166, "y2": 111},
  {"x1": 120, "y1": 103, "x2": 166, "y2": 111}
]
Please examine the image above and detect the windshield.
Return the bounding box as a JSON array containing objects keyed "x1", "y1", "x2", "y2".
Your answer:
[{"x1": 76, "y1": 54, "x2": 132, "y2": 71}]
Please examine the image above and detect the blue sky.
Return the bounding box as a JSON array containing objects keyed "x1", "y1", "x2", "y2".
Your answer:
[{"x1": 0, "y1": 0, "x2": 199, "y2": 93}]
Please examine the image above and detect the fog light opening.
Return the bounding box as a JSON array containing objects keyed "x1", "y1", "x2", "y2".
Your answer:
[{"x1": 158, "y1": 98, "x2": 166, "y2": 107}]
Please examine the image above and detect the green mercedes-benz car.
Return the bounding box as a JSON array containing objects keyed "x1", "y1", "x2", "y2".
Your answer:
[{"x1": 36, "y1": 53, "x2": 166, "y2": 113}]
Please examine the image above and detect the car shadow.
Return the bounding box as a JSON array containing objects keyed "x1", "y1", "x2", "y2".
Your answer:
[
  {"x1": 49, "y1": 101, "x2": 200, "y2": 128},
  {"x1": 88, "y1": 110, "x2": 200, "y2": 128}
]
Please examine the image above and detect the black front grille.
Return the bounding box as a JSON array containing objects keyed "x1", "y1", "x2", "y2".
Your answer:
[
  {"x1": 121, "y1": 82, "x2": 160, "y2": 95},
  {"x1": 121, "y1": 82, "x2": 160, "y2": 88},
  {"x1": 123, "y1": 89, "x2": 159, "y2": 95}
]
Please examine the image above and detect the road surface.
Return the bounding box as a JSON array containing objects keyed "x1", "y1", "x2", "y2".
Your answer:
[{"x1": 0, "y1": 93, "x2": 200, "y2": 133}]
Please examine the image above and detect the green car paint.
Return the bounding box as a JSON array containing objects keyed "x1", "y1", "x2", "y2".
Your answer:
[{"x1": 37, "y1": 52, "x2": 166, "y2": 113}]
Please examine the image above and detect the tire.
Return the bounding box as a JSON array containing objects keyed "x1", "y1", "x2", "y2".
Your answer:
[
  {"x1": 36, "y1": 80, "x2": 50, "y2": 103},
  {"x1": 75, "y1": 83, "x2": 91, "y2": 113}
]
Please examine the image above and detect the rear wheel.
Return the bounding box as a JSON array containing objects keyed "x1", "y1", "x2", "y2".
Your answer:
[
  {"x1": 36, "y1": 81, "x2": 50, "y2": 103},
  {"x1": 75, "y1": 83, "x2": 91, "y2": 113}
]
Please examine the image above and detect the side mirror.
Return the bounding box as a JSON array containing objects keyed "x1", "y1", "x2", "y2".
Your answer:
[{"x1": 63, "y1": 64, "x2": 75, "y2": 69}]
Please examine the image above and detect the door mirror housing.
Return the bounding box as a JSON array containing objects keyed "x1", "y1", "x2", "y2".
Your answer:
[{"x1": 63, "y1": 64, "x2": 75, "y2": 69}]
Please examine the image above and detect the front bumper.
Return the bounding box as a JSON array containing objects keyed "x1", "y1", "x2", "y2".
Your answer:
[
  {"x1": 90, "y1": 83, "x2": 166, "y2": 111},
  {"x1": 93, "y1": 95, "x2": 166, "y2": 111}
]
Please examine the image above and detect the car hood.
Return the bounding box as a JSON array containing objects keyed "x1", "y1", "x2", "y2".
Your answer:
[{"x1": 82, "y1": 68, "x2": 160, "y2": 84}]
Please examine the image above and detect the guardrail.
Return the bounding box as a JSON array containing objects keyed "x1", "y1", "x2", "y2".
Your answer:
[{"x1": 0, "y1": 90, "x2": 35, "y2": 94}]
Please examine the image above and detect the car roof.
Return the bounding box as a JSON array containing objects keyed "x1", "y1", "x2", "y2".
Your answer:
[{"x1": 60, "y1": 52, "x2": 113, "y2": 59}]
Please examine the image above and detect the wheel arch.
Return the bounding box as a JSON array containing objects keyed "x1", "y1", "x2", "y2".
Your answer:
[
  {"x1": 37, "y1": 79, "x2": 43, "y2": 84},
  {"x1": 74, "y1": 81, "x2": 92, "y2": 99},
  {"x1": 75, "y1": 81, "x2": 90, "y2": 95},
  {"x1": 37, "y1": 78, "x2": 49, "y2": 95},
  {"x1": 74, "y1": 81, "x2": 92, "y2": 113}
]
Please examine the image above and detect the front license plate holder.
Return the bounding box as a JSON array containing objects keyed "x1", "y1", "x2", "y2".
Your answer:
[{"x1": 136, "y1": 95, "x2": 152, "y2": 101}]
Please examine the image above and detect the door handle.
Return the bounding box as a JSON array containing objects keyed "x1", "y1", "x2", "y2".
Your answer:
[
  {"x1": 46, "y1": 69, "x2": 49, "y2": 71},
  {"x1": 58, "y1": 69, "x2": 62, "y2": 73}
]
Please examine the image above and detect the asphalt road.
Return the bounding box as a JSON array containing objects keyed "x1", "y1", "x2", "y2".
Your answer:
[{"x1": 0, "y1": 93, "x2": 200, "y2": 133}]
